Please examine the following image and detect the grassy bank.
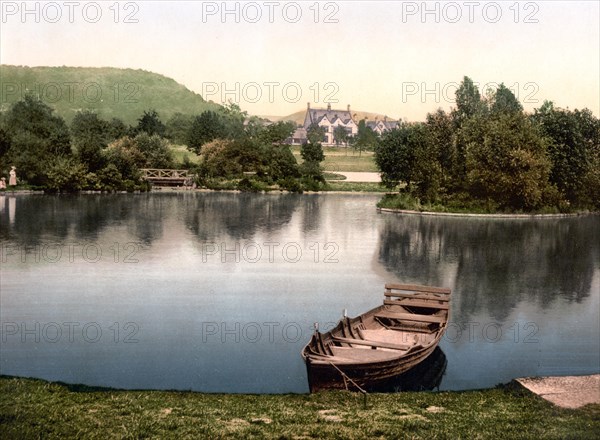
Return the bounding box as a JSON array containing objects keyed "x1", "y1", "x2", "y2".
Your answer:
[
  {"x1": 1, "y1": 376, "x2": 598, "y2": 439},
  {"x1": 376, "y1": 193, "x2": 593, "y2": 215}
]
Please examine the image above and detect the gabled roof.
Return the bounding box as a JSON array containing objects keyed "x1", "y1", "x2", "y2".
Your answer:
[{"x1": 305, "y1": 105, "x2": 355, "y2": 128}]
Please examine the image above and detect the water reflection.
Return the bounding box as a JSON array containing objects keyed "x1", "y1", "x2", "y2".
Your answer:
[
  {"x1": 377, "y1": 214, "x2": 599, "y2": 322},
  {"x1": 365, "y1": 347, "x2": 447, "y2": 392},
  {"x1": 0, "y1": 193, "x2": 598, "y2": 393},
  {"x1": 182, "y1": 192, "x2": 300, "y2": 241}
]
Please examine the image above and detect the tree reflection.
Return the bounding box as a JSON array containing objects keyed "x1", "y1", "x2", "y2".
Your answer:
[
  {"x1": 183, "y1": 192, "x2": 299, "y2": 242},
  {"x1": 378, "y1": 214, "x2": 599, "y2": 322}
]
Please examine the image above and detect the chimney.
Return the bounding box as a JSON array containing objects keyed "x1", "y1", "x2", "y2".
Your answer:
[
  {"x1": 327, "y1": 103, "x2": 331, "y2": 111},
  {"x1": 307, "y1": 102, "x2": 310, "y2": 110},
  {"x1": 384, "y1": 116, "x2": 387, "y2": 122},
  {"x1": 347, "y1": 104, "x2": 350, "y2": 112}
]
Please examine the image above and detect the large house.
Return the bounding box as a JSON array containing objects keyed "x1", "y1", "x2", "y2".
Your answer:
[
  {"x1": 287, "y1": 103, "x2": 399, "y2": 146},
  {"x1": 288, "y1": 103, "x2": 358, "y2": 146},
  {"x1": 366, "y1": 117, "x2": 399, "y2": 135}
]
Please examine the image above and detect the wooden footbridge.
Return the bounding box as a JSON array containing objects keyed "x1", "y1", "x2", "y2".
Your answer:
[{"x1": 140, "y1": 169, "x2": 195, "y2": 186}]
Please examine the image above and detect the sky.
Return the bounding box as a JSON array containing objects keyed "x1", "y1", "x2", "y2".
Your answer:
[{"x1": 1, "y1": 0, "x2": 599, "y2": 120}]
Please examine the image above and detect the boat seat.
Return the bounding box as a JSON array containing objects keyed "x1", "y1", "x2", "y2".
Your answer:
[
  {"x1": 332, "y1": 335, "x2": 412, "y2": 350},
  {"x1": 384, "y1": 299, "x2": 449, "y2": 310},
  {"x1": 375, "y1": 311, "x2": 446, "y2": 324}
]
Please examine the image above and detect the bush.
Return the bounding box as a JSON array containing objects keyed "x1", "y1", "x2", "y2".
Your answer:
[
  {"x1": 277, "y1": 177, "x2": 304, "y2": 193},
  {"x1": 44, "y1": 157, "x2": 88, "y2": 193}
]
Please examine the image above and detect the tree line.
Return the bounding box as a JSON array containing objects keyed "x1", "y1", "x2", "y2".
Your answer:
[
  {"x1": 0, "y1": 96, "x2": 327, "y2": 192},
  {"x1": 375, "y1": 76, "x2": 599, "y2": 212}
]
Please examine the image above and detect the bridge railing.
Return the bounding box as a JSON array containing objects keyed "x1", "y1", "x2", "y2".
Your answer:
[{"x1": 140, "y1": 169, "x2": 192, "y2": 180}]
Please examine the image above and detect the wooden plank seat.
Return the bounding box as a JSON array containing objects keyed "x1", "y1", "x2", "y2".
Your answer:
[
  {"x1": 384, "y1": 291, "x2": 450, "y2": 301},
  {"x1": 332, "y1": 335, "x2": 412, "y2": 351},
  {"x1": 385, "y1": 283, "x2": 451, "y2": 295},
  {"x1": 375, "y1": 310, "x2": 446, "y2": 324},
  {"x1": 384, "y1": 299, "x2": 449, "y2": 309}
]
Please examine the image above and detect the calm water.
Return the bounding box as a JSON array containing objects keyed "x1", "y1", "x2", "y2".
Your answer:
[{"x1": 0, "y1": 192, "x2": 598, "y2": 393}]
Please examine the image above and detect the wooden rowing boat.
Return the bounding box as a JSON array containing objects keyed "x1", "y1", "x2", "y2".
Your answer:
[{"x1": 301, "y1": 283, "x2": 451, "y2": 392}]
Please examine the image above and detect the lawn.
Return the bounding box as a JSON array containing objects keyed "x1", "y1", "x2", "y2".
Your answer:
[{"x1": 1, "y1": 376, "x2": 598, "y2": 439}]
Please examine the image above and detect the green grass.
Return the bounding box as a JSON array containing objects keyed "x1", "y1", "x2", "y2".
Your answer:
[
  {"x1": 292, "y1": 146, "x2": 378, "y2": 172},
  {"x1": 170, "y1": 144, "x2": 200, "y2": 166},
  {"x1": 326, "y1": 181, "x2": 389, "y2": 192},
  {"x1": 1, "y1": 376, "x2": 598, "y2": 439}
]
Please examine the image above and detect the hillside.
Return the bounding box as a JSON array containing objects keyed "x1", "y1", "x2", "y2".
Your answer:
[
  {"x1": 270, "y1": 108, "x2": 400, "y2": 126},
  {"x1": 0, "y1": 65, "x2": 221, "y2": 124}
]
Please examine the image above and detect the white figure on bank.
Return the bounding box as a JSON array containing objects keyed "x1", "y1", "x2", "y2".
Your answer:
[{"x1": 9, "y1": 166, "x2": 17, "y2": 186}]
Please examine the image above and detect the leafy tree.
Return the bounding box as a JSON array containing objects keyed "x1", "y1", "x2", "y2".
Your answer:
[
  {"x1": 490, "y1": 83, "x2": 523, "y2": 115},
  {"x1": 197, "y1": 139, "x2": 247, "y2": 179},
  {"x1": 103, "y1": 136, "x2": 145, "y2": 181},
  {"x1": 187, "y1": 111, "x2": 227, "y2": 154},
  {"x1": 135, "y1": 133, "x2": 175, "y2": 169},
  {"x1": 262, "y1": 144, "x2": 300, "y2": 180},
  {"x1": 375, "y1": 123, "x2": 418, "y2": 190},
  {"x1": 333, "y1": 125, "x2": 349, "y2": 147},
  {"x1": 425, "y1": 109, "x2": 457, "y2": 190},
  {"x1": 3, "y1": 95, "x2": 71, "y2": 185},
  {"x1": 45, "y1": 157, "x2": 88, "y2": 192},
  {"x1": 258, "y1": 120, "x2": 296, "y2": 145},
  {"x1": 165, "y1": 113, "x2": 194, "y2": 145},
  {"x1": 532, "y1": 102, "x2": 599, "y2": 207},
  {"x1": 306, "y1": 123, "x2": 326, "y2": 146},
  {"x1": 71, "y1": 110, "x2": 109, "y2": 172},
  {"x1": 135, "y1": 109, "x2": 166, "y2": 136},
  {"x1": 0, "y1": 127, "x2": 11, "y2": 160},
  {"x1": 107, "y1": 118, "x2": 129, "y2": 141},
  {"x1": 301, "y1": 140, "x2": 325, "y2": 164},
  {"x1": 463, "y1": 112, "x2": 553, "y2": 211},
  {"x1": 454, "y1": 76, "x2": 483, "y2": 123},
  {"x1": 351, "y1": 120, "x2": 378, "y2": 156},
  {"x1": 220, "y1": 102, "x2": 247, "y2": 140}
]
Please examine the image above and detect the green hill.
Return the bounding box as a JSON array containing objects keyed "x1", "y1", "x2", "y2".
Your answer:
[{"x1": 0, "y1": 65, "x2": 221, "y2": 124}]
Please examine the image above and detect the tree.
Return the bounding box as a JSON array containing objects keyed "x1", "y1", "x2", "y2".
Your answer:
[
  {"x1": 106, "y1": 118, "x2": 129, "y2": 141},
  {"x1": 258, "y1": 120, "x2": 296, "y2": 145},
  {"x1": 454, "y1": 76, "x2": 483, "y2": 122},
  {"x1": 464, "y1": 112, "x2": 553, "y2": 211},
  {"x1": 103, "y1": 136, "x2": 145, "y2": 181},
  {"x1": 351, "y1": 120, "x2": 378, "y2": 157},
  {"x1": 135, "y1": 133, "x2": 175, "y2": 169},
  {"x1": 306, "y1": 123, "x2": 326, "y2": 147},
  {"x1": 187, "y1": 111, "x2": 227, "y2": 154},
  {"x1": 425, "y1": 108, "x2": 457, "y2": 190},
  {"x1": 3, "y1": 95, "x2": 71, "y2": 185},
  {"x1": 71, "y1": 110, "x2": 109, "y2": 172},
  {"x1": 301, "y1": 140, "x2": 325, "y2": 163},
  {"x1": 333, "y1": 125, "x2": 349, "y2": 147},
  {"x1": 375, "y1": 123, "x2": 418, "y2": 190},
  {"x1": 45, "y1": 157, "x2": 88, "y2": 192},
  {"x1": 532, "y1": 102, "x2": 599, "y2": 206},
  {"x1": 490, "y1": 83, "x2": 523, "y2": 115},
  {"x1": 165, "y1": 112, "x2": 194, "y2": 145},
  {"x1": 135, "y1": 109, "x2": 166, "y2": 136},
  {"x1": 220, "y1": 102, "x2": 247, "y2": 140}
]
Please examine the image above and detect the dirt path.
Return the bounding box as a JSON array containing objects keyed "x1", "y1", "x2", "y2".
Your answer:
[{"x1": 515, "y1": 375, "x2": 600, "y2": 408}]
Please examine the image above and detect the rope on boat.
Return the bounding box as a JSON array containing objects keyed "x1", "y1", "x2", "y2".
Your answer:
[{"x1": 328, "y1": 362, "x2": 368, "y2": 409}]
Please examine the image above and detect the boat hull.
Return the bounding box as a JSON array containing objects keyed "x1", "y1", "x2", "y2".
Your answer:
[
  {"x1": 301, "y1": 283, "x2": 451, "y2": 392},
  {"x1": 305, "y1": 342, "x2": 439, "y2": 393}
]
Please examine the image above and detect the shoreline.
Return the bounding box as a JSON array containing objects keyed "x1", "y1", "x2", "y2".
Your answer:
[
  {"x1": 1, "y1": 375, "x2": 598, "y2": 438},
  {"x1": 4, "y1": 189, "x2": 598, "y2": 217},
  {"x1": 377, "y1": 207, "x2": 598, "y2": 219}
]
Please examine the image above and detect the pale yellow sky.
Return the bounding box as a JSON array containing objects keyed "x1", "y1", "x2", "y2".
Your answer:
[{"x1": 1, "y1": 1, "x2": 599, "y2": 120}]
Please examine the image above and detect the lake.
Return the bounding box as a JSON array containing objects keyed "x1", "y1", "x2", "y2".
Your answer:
[{"x1": 0, "y1": 192, "x2": 598, "y2": 393}]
